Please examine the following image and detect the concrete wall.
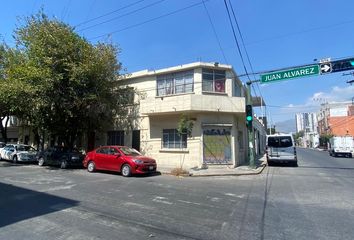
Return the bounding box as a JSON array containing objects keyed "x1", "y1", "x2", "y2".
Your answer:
[
  {"x1": 137, "y1": 113, "x2": 246, "y2": 169},
  {"x1": 140, "y1": 94, "x2": 245, "y2": 115}
]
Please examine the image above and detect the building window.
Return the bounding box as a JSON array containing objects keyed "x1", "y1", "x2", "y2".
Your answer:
[
  {"x1": 202, "y1": 69, "x2": 226, "y2": 93},
  {"x1": 162, "y1": 129, "x2": 187, "y2": 149},
  {"x1": 107, "y1": 131, "x2": 124, "y2": 145},
  {"x1": 234, "y1": 82, "x2": 242, "y2": 97},
  {"x1": 157, "y1": 70, "x2": 194, "y2": 96}
]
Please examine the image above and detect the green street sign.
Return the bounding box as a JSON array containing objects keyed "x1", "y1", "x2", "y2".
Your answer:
[{"x1": 260, "y1": 65, "x2": 320, "y2": 83}]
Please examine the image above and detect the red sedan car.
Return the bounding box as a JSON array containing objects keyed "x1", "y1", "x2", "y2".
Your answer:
[{"x1": 83, "y1": 146, "x2": 157, "y2": 177}]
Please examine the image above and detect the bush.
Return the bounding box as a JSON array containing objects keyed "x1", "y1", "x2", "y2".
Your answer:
[{"x1": 170, "y1": 167, "x2": 189, "y2": 176}]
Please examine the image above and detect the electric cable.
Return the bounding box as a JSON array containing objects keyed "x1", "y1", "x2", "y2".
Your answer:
[
  {"x1": 89, "y1": 1, "x2": 209, "y2": 41},
  {"x1": 75, "y1": 0, "x2": 146, "y2": 28},
  {"x1": 202, "y1": 0, "x2": 228, "y2": 64},
  {"x1": 223, "y1": 0, "x2": 250, "y2": 82},
  {"x1": 77, "y1": 0, "x2": 166, "y2": 32},
  {"x1": 227, "y1": 0, "x2": 268, "y2": 121}
]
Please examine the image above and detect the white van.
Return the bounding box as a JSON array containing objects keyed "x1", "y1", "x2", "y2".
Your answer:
[{"x1": 266, "y1": 134, "x2": 297, "y2": 166}]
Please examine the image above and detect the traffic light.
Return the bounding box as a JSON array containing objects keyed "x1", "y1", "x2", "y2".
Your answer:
[
  {"x1": 246, "y1": 104, "x2": 253, "y2": 128},
  {"x1": 331, "y1": 58, "x2": 354, "y2": 73}
]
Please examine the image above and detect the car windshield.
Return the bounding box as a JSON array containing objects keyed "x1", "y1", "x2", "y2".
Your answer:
[
  {"x1": 268, "y1": 136, "x2": 293, "y2": 148},
  {"x1": 17, "y1": 145, "x2": 36, "y2": 152},
  {"x1": 119, "y1": 147, "x2": 141, "y2": 156}
]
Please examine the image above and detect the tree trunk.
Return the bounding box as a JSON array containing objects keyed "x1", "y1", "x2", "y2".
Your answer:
[{"x1": 0, "y1": 116, "x2": 9, "y2": 143}]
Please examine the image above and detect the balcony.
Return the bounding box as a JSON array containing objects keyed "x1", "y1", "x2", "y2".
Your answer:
[{"x1": 140, "y1": 94, "x2": 245, "y2": 115}]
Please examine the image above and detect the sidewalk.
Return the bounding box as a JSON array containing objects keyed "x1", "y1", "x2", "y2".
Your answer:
[{"x1": 158, "y1": 155, "x2": 267, "y2": 177}]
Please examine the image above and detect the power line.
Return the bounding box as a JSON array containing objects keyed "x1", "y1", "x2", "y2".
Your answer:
[
  {"x1": 83, "y1": 0, "x2": 97, "y2": 23},
  {"x1": 226, "y1": 0, "x2": 267, "y2": 118},
  {"x1": 74, "y1": 0, "x2": 146, "y2": 28},
  {"x1": 267, "y1": 104, "x2": 320, "y2": 109},
  {"x1": 247, "y1": 18, "x2": 354, "y2": 46},
  {"x1": 223, "y1": 0, "x2": 250, "y2": 82},
  {"x1": 77, "y1": 0, "x2": 166, "y2": 32},
  {"x1": 227, "y1": 0, "x2": 254, "y2": 80},
  {"x1": 61, "y1": 0, "x2": 72, "y2": 22},
  {"x1": 202, "y1": 0, "x2": 228, "y2": 64},
  {"x1": 328, "y1": 116, "x2": 354, "y2": 129},
  {"x1": 89, "y1": 1, "x2": 209, "y2": 41}
]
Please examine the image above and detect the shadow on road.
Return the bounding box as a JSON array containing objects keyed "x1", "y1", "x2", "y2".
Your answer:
[
  {"x1": 39, "y1": 165, "x2": 84, "y2": 170},
  {"x1": 267, "y1": 162, "x2": 298, "y2": 167},
  {"x1": 89, "y1": 169, "x2": 161, "y2": 178},
  {"x1": 298, "y1": 166, "x2": 354, "y2": 170},
  {"x1": 0, "y1": 182, "x2": 79, "y2": 228},
  {"x1": 0, "y1": 161, "x2": 37, "y2": 167}
]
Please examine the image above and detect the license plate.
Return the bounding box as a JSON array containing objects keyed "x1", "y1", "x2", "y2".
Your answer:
[{"x1": 149, "y1": 166, "x2": 154, "y2": 170}]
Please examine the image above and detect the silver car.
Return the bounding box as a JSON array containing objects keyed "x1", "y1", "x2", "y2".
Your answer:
[
  {"x1": 1, "y1": 144, "x2": 38, "y2": 163},
  {"x1": 0, "y1": 142, "x2": 6, "y2": 153}
]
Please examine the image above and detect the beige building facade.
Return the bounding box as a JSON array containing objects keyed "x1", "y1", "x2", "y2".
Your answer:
[{"x1": 95, "y1": 62, "x2": 266, "y2": 170}]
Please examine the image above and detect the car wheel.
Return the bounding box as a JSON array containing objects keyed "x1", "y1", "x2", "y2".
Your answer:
[
  {"x1": 121, "y1": 164, "x2": 132, "y2": 177},
  {"x1": 38, "y1": 157, "x2": 45, "y2": 166},
  {"x1": 13, "y1": 155, "x2": 18, "y2": 163},
  {"x1": 60, "y1": 159, "x2": 68, "y2": 169},
  {"x1": 87, "y1": 161, "x2": 96, "y2": 173}
]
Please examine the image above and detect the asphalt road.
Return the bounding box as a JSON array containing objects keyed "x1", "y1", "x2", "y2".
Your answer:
[{"x1": 0, "y1": 148, "x2": 353, "y2": 240}]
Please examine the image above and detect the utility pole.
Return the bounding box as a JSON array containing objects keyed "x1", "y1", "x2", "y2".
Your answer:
[{"x1": 245, "y1": 80, "x2": 259, "y2": 168}]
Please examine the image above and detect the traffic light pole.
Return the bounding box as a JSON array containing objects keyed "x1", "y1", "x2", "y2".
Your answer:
[{"x1": 246, "y1": 81, "x2": 255, "y2": 168}]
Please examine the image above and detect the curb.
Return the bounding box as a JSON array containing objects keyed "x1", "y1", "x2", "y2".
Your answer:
[{"x1": 188, "y1": 163, "x2": 267, "y2": 177}]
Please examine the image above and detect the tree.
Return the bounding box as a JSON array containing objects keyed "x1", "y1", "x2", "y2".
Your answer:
[
  {"x1": 0, "y1": 44, "x2": 35, "y2": 143},
  {"x1": 294, "y1": 130, "x2": 304, "y2": 140},
  {"x1": 177, "y1": 114, "x2": 194, "y2": 137},
  {"x1": 7, "y1": 11, "x2": 134, "y2": 148},
  {"x1": 293, "y1": 130, "x2": 305, "y2": 146},
  {"x1": 319, "y1": 133, "x2": 333, "y2": 149}
]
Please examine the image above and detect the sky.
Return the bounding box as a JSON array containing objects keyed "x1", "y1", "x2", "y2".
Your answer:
[{"x1": 1, "y1": 0, "x2": 354, "y2": 130}]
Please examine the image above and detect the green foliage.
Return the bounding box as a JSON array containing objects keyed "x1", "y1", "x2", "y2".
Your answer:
[
  {"x1": 319, "y1": 133, "x2": 333, "y2": 148},
  {"x1": 294, "y1": 130, "x2": 304, "y2": 140},
  {"x1": 0, "y1": 44, "x2": 36, "y2": 142},
  {"x1": 177, "y1": 114, "x2": 194, "y2": 137},
  {"x1": 1, "y1": 11, "x2": 134, "y2": 147},
  {"x1": 293, "y1": 131, "x2": 305, "y2": 146}
]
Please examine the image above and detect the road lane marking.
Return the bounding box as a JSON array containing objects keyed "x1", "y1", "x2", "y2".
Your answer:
[
  {"x1": 177, "y1": 200, "x2": 202, "y2": 206},
  {"x1": 152, "y1": 196, "x2": 173, "y2": 205},
  {"x1": 224, "y1": 193, "x2": 245, "y2": 198}
]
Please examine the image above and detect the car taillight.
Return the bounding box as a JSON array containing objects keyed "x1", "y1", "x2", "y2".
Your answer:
[{"x1": 294, "y1": 147, "x2": 297, "y2": 156}]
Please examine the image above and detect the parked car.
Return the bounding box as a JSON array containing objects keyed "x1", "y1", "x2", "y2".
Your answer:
[
  {"x1": 37, "y1": 146, "x2": 84, "y2": 169},
  {"x1": 0, "y1": 144, "x2": 38, "y2": 163},
  {"x1": 0, "y1": 142, "x2": 6, "y2": 158},
  {"x1": 83, "y1": 146, "x2": 157, "y2": 177}
]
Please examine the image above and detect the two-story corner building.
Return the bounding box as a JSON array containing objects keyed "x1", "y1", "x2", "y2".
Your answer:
[{"x1": 95, "y1": 62, "x2": 266, "y2": 170}]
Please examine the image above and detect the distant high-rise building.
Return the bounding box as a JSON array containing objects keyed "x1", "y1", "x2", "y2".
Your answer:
[{"x1": 295, "y1": 113, "x2": 317, "y2": 133}]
